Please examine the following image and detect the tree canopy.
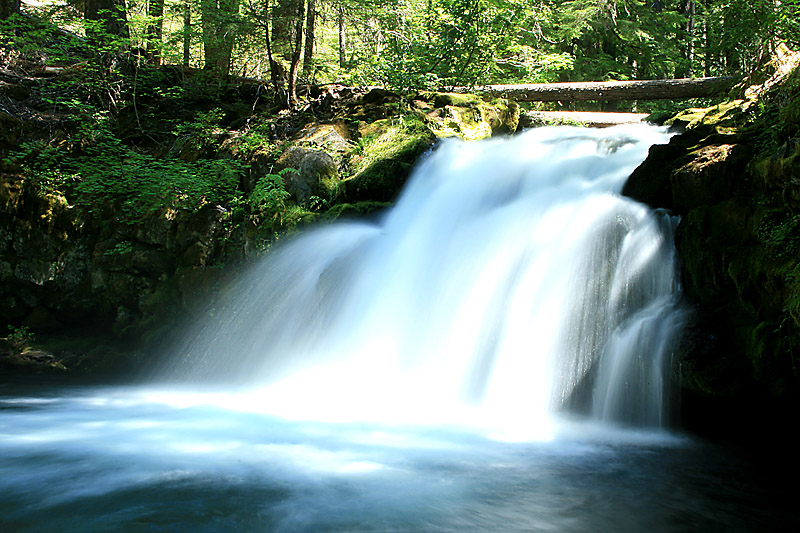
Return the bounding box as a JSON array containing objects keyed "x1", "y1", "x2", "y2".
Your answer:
[{"x1": 2, "y1": 0, "x2": 798, "y2": 97}]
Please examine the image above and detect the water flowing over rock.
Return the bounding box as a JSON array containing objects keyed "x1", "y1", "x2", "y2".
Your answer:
[{"x1": 159, "y1": 125, "x2": 684, "y2": 432}]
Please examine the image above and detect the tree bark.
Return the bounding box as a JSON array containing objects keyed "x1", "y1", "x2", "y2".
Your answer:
[
  {"x1": 287, "y1": 0, "x2": 304, "y2": 105},
  {"x1": 201, "y1": 0, "x2": 240, "y2": 75},
  {"x1": 146, "y1": 0, "x2": 166, "y2": 65},
  {"x1": 337, "y1": 3, "x2": 346, "y2": 69},
  {"x1": 450, "y1": 77, "x2": 738, "y2": 102},
  {"x1": 302, "y1": 0, "x2": 315, "y2": 80},
  {"x1": 0, "y1": 0, "x2": 20, "y2": 20}
]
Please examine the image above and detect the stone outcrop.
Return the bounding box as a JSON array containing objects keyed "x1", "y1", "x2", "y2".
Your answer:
[
  {"x1": 622, "y1": 48, "x2": 800, "y2": 434},
  {"x1": 0, "y1": 173, "x2": 237, "y2": 371}
]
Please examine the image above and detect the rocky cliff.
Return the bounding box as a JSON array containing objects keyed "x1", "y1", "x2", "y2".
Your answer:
[{"x1": 623, "y1": 48, "x2": 800, "y2": 435}]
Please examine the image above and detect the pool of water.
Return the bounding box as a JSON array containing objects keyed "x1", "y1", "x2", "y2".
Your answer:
[{"x1": 1, "y1": 381, "x2": 797, "y2": 532}]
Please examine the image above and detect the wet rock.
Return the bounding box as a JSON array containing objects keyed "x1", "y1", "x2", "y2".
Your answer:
[
  {"x1": 22, "y1": 307, "x2": 63, "y2": 332},
  {"x1": 623, "y1": 63, "x2": 800, "y2": 422}
]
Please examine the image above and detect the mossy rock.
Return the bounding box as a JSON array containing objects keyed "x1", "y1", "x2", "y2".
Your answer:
[
  {"x1": 344, "y1": 115, "x2": 436, "y2": 202},
  {"x1": 753, "y1": 138, "x2": 800, "y2": 208},
  {"x1": 322, "y1": 201, "x2": 391, "y2": 221},
  {"x1": 670, "y1": 142, "x2": 754, "y2": 212},
  {"x1": 418, "y1": 93, "x2": 520, "y2": 140},
  {"x1": 622, "y1": 141, "x2": 687, "y2": 210},
  {"x1": 665, "y1": 100, "x2": 748, "y2": 136},
  {"x1": 428, "y1": 92, "x2": 483, "y2": 108}
]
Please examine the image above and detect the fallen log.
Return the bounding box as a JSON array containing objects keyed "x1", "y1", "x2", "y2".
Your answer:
[
  {"x1": 451, "y1": 77, "x2": 738, "y2": 102},
  {"x1": 522, "y1": 110, "x2": 649, "y2": 127}
]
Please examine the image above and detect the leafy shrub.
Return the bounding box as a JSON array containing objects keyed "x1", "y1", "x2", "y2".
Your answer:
[{"x1": 11, "y1": 124, "x2": 246, "y2": 224}]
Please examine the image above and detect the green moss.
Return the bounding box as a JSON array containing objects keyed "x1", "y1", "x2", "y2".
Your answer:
[
  {"x1": 352, "y1": 115, "x2": 432, "y2": 171},
  {"x1": 420, "y1": 94, "x2": 519, "y2": 140},
  {"x1": 344, "y1": 114, "x2": 435, "y2": 202},
  {"x1": 756, "y1": 207, "x2": 800, "y2": 260},
  {"x1": 417, "y1": 92, "x2": 483, "y2": 108},
  {"x1": 434, "y1": 106, "x2": 493, "y2": 140},
  {"x1": 322, "y1": 201, "x2": 392, "y2": 221},
  {"x1": 665, "y1": 100, "x2": 747, "y2": 135}
]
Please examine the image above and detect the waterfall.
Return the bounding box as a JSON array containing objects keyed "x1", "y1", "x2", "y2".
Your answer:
[{"x1": 159, "y1": 124, "x2": 684, "y2": 436}]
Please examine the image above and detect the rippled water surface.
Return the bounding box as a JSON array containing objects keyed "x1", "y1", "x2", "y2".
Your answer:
[{"x1": 1, "y1": 382, "x2": 797, "y2": 532}]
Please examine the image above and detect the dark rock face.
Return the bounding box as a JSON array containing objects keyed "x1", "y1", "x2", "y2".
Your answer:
[
  {"x1": 0, "y1": 175, "x2": 234, "y2": 359},
  {"x1": 624, "y1": 57, "x2": 800, "y2": 435}
]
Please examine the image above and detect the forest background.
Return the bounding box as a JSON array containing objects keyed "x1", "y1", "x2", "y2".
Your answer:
[
  {"x1": 2, "y1": 0, "x2": 800, "y2": 105},
  {"x1": 2, "y1": 0, "x2": 800, "y2": 385}
]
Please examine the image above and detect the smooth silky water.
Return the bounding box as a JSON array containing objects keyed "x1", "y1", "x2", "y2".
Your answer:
[{"x1": 2, "y1": 126, "x2": 796, "y2": 531}]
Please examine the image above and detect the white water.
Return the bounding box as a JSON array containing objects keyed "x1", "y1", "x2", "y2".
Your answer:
[
  {"x1": 158, "y1": 124, "x2": 684, "y2": 439},
  {"x1": 6, "y1": 126, "x2": 796, "y2": 532}
]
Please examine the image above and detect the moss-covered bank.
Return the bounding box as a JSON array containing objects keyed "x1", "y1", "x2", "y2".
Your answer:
[
  {"x1": 0, "y1": 55, "x2": 519, "y2": 375},
  {"x1": 624, "y1": 47, "x2": 800, "y2": 436}
]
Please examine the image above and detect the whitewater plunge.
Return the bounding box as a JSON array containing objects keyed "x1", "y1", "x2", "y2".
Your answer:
[
  {"x1": 157, "y1": 124, "x2": 684, "y2": 439},
  {"x1": 10, "y1": 126, "x2": 797, "y2": 532}
]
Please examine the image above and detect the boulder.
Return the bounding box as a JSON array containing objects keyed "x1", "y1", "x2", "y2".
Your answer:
[
  {"x1": 276, "y1": 146, "x2": 340, "y2": 205},
  {"x1": 415, "y1": 92, "x2": 520, "y2": 140}
]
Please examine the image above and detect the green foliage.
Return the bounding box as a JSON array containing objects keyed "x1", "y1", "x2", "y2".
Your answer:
[
  {"x1": 230, "y1": 119, "x2": 277, "y2": 156},
  {"x1": 11, "y1": 121, "x2": 246, "y2": 224},
  {"x1": 104, "y1": 240, "x2": 134, "y2": 256},
  {"x1": 250, "y1": 168, "x2": 294, "y2": 213},
  {"x1": 174, "y1": 107, "x2": 226, "y2": 143},
  {"x1": 757, "y1": 210, "x2": 800, "y2": 260},
  {"x1": 0, "y1": 14, "x2": 80, "y2": 65},
  {"x1": 5, "y1": 0, "x2": 796, "y2": 98},
  {"x1": 5, "y1": 325, "x2": 34, "y2": 351},
  {"x1": 307, "y1": 195, "x2": 329, "y2": 212}
]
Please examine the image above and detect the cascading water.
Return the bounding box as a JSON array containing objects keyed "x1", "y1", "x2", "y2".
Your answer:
[
  {"x1": 157, "y1": 124, "x2": 684, "y2": 435},
  {"x1": 6, "y1": 125, "x2": 796, "y2": 532}
]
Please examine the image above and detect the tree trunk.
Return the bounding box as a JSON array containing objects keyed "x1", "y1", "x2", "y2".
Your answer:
[
  {"x1": 451, "y1": 77, "x2": 738, "y2": 102},
  {"x1": 84, "y1": 0, "x2": 130, "y2": 45},
  {"x1": 183, "y1": 0, "x2": 191, "y2": 66},
  {"x1": 262, "y1": 0, "x2": 274, "y2": 83},
  {"x1": 682, "y1": 0, "x2": 696, "y2": 78},
  {"x1": 0, "y1": 0, "x2": 20, "y2": 20},
  {"x1": 271, "y1": 0, "x2": 300, "y2": 62},
  {"x1": 302, "y1": 0, "x2": 315, "y2": 80},
  {"x1": 287, "y1": 0, "x2": 304, "y2": 106},
  {"x1": 262, "y1": 0, "x2": 287, "y2": 94},
  {"x1": 702, "y1": 0, "x2": 709, "y2": 76},
  {"x1": 337, "y1": 3, "x2": 346, "y2": 69},
  {"x1": 201, "y1": 0, "x2": 239, "y2": 75},
  {"x1": 146, "y1": 0, "x2": 166, "y2": 65}
]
